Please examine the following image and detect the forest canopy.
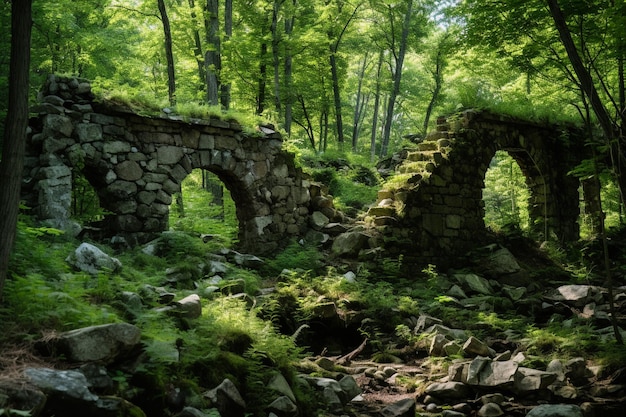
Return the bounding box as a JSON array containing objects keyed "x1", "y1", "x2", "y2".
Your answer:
[{"x1": 1, "y1": 0, "x2": 622, "y2": 155}]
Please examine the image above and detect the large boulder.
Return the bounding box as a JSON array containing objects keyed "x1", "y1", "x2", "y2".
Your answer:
[
  {"x1": 66, "y1": 242, "x2": 122, "y2": 274},
  {"x1": 40, "y1": 323, "x2": 141, "y2": 364},
  {"x1": 331, "y1": 231, "x2": 370, "y2": 257}
]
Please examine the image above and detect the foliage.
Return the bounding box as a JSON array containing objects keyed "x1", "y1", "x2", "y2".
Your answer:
[
  {"x1": 169, "y1": 169, "x2": 238, "y2": 247},
  {"x1": 483, "y1": 151, "x2": 531, "y2": 233}
]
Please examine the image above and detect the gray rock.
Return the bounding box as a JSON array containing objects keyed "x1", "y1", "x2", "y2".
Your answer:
[
  {"x1": 513, "y1": 367, "x2": 557, "y2": 392},
  {"x1": 267, "y1": 395, "x2": 298, "y2": 417},
  {"x1": 466, "y1": 357, "x2": 518, "y2": 388},
  {"x1": 173, "y1": 294, "x2": 202, "y2": 319},
  {"x1": 478, "y1": 402, "x2": 504, "y2": 417},
  {"x1": 452, "y1": 273, "x2": 494, "y2": 295},
  {"x1": 310, "y1": 211, "x2": 330, "y2": 229},
  {"x1": 462, "y1": 336, "x2": 492, "y2": 357},
  {"x1": 48, "y1": 322, "x2": 141, "y2": 364},
  {"x1": 205, "y1": 378, "x2": 246, "y2": 417},
  {"x1": 380, "y1": 398, "x2": 416, "y2": 417},
  {"x1": 0, "y1": 381, "x2": 47, "y2": 415},
  {"x1": 564, "y1": 357, "x2": 592, "y2": 386},
  {"x1": 425, "y1": 381, "x2": 473, "y2": 400},
  {"x1": 25, "y1": 367, "x2": 98, "y2": 402},
  {"x1": 66, "y1": 242, "x2": 122, "y2": 274},
  {"x1": 268, "y1": 373, "x2": 296, "y2": 403},
  {"x1": 339, "y1": 375, "x2": 361, "y2": 401},
  {"x1": 525, "y1": 404, "x2": 583, "y2": 417},
  {"x1": 331, "y1": 231, "x2": 370, "y2": 257}
]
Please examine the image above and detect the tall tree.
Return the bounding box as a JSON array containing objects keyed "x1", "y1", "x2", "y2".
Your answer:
[
  {"x1": 157, "y1": 0, "x2": 176, "y2": 106},
  {"x1": 0, "y1": 0, "x2": 33, "y2": 300},
  {"x1": 205, "y1": 0, "x2": 221, "y2": 105},
  {"x1": 380, "y1": 0, "x2": 413, "y2": 157}
]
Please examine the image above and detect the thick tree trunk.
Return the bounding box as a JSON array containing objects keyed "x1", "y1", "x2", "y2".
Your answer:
[
  {"x1": 158, "y1": 0, "x2": 176, "y2": 106},
  {"x1": 0, "y1": 0, "x2": 32, "y2": 300}
]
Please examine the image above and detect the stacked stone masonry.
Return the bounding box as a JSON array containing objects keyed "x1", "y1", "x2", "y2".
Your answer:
[
  {"x1": 23, "y1": 75, "x2": 312, "y2": 253},
  {"x1": 367, "y1": 109, "x2": 588, "y2": 267}
]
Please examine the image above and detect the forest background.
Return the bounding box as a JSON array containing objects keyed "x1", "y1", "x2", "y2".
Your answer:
[{"x1": 1, "y1": 0, "x2": 626, "y2": 241}]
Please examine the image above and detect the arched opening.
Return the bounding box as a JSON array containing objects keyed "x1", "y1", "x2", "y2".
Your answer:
[
  {"x1": 71, "y1": 170, "x2": 105, "y2": 224},
  {"x1": 483, "y1": 150, "x2": 531, "y2": 234},
  {"x1": 169, "y1": 168, "x2": 239, "y2": 246}
]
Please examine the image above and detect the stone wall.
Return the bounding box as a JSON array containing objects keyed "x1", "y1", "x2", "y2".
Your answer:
[
  {"x1": 23, "y1": 75, "x2": 312, "y2": 253},
  {"x1": 367, "y1": 109, "x2": 586, "y2": 267}
]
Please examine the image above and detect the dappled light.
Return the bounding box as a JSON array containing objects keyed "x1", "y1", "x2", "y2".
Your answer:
[
  {"x1": 483, "y1": 150, "x2": 530, "y2": 233},
  {"x1": 169, "y1": 169, "x2": 238, "y2": 246}
]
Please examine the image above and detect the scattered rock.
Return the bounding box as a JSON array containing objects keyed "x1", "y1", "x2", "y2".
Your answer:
[{"x1": 66, "y1": 242, "x2": 122, "y2": 274}]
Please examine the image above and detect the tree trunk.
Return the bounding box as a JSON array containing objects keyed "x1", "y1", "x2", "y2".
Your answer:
[
  {"x1": 381, "y1": 0, "x2": 413, "y2": 157},
  {"x1": 158, "y1": 0, "x2": 176, "y2": 106},
  {"x1": 205, "y1": 0, "x2": 220, "y2": 106},
  {"x1": 187, "y1": 0, "x2": 206, "y2": 89},
  {"x1": 283, "y1": 0, "x2": 296, "y2": 135},
  {"x1": 547, "y1": 0, "x2": 615, "y2": 140},
  {"x1": 220, "y1": 0, "x2": 232, "y2": 108},
  {"x1": 351, "y1": 53, "x2": 369, "y2": 152},
  {"x1": 329, "y1": 52, "x2": 344, "y2": 148},
  {"x1": 271, "y1": 0, "x2": 282, "y2": 116},
  {"x1": 370, "y1": 50, "x2": 384, "y2": 162},
  {"x1": 423, "y1": 48, "x2": 443, "y2": 136},
  {"x1": 0, "y1": 0, "x2": 32, "y2": 300},
  {"x1": 256, "y1": 41, "x2": 268, "y2": 115}
]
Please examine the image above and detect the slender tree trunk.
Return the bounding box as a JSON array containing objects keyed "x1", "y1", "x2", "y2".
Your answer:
[
  {"x1": 351, "y1": 53, "x2": 369, "y2": 152},
  {"x1": 271, "y1": 0, "x2": 282, "y2": 116},
  {"x1": 187, "y1": 0, "x2": 206, "y2": 89},
  {"x1": 381, "y1": 0, "x2": 413, "y2": 157},
  {"x1": 0, "y1": 0, "x2": 32, "y2": 301},
  {"x1": 370, "y1": 50, "x2": 384, "y2": 162},
  {"x1": 283, "y1": 0, "x2": 296, "y2": 135},
  {"x1": 158, "y1": 0, "x2": 176, "y2": 106},
  {"x1": 256, "y1": 41, "x2": 268, "y2": 115},
  {"x1": 205, "y1": 0, "x2": 220, "y2": 105},
  {"x1": 329, "y1": 52, "x2": 344, "y2": 148},
  {"x1": 220, "y1": 0, "x2": 232, "y2": 108},
  {"x1": 423, "y1": 48, "x2": 443, "y2": 136}
]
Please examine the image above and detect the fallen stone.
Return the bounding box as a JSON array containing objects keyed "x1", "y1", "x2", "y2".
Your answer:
[
  {"x1": 66, "y1": 242, "x2": 122, "y2": 274},
  {"x1": 425, "y1": 381, "x2": 473, "y2": 401},
  {"x1": 42, "y1": 322, "x2": 141, "y2": 364},
  {"x1": 478, "y1": 402, "x2": 504, "y2": 417},
  {"x1": 452, "y1": 273, "x2": 494, "y2": 295},
  {"x1": 25, "y1": 367, "x2": 98, "y2": 402},
  {"x1": 462, "y1": 336, "x2": 492, "y2": 357},
  {"x1": 204, "y1": 378, "x2": 246, "y2": 417},
  {"x1": 173, "y1": 294, "x2": 202, "y2": 319},
  {"x1": 525, "y1": 404, "x2": 583, "y2": 417},
  {"x1": 268, "y1": 373, "x2": 296, "y2": 403},
  {"x1": 331, "y1": 230, "x2": 370, "y2": 257},
  {"x1": 267, "y1": 395, "x2": 298, "y2": 417},
  {"x1": 513, "y1": 367, "x2": 557, "y2": 393},
  {"x1": 380, "y1": 398, "x2": 415, "y2": 417}
]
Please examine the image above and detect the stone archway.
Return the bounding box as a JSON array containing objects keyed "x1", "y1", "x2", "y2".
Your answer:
[
  {"x1": 23, "y1": 75, "x2": 312, "y2": 254},
  {"x1": 367, "y1": 109, "x2": 586, "y2": 267}
]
